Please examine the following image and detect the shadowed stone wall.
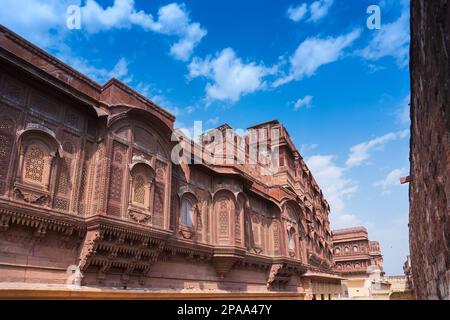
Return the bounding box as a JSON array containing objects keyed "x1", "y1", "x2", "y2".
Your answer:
[{"x1": 409, "y1": 0, "x2": 450, "y2": 300}]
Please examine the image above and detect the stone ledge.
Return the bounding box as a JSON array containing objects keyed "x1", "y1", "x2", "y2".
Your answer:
[{"x1": 0, "y1": 287, "x2": 305, "y2": 300}]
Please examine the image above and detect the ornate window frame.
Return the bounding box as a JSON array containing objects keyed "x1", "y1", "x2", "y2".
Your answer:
[
  {"x1": 13, "y1": 125, "x2": 63, "y2": 206},
  {"x1": 178, "y1": 192, "x2": 200, "y2": 240},
  {"x1": 288, "y1": 227, "x2": 296, "y2": 253},
  {"x1": 127, "y1": 161, "x2": 155, "y2": 224}
]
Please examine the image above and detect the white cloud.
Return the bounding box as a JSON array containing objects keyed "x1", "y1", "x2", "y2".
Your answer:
[
  {"x1": 0, "y1": 0, "x2": 137, "y2": 84},
  {"x1": 306, "y1": 154, "x2": 361, "y2": 229},
  {"x1": 332, "y1": 213, "x2": 362, "y2": 229},
  {"x1": 80, "y1": 0, "x2": 144, "y2": 32},
  {"x1": 185, "y1": 105, "x2": 197, "y2": 114},
  {"x1": 306, "y1": 155, "x2": 358, "y2": 216},
  {"x1": 81, "y1": 1, "x2": 206, "y2": 61},
  {"x1": 109, "y1": 57, "x2": 130, "y2": 79},
  {"x1": 287, "y1": 3, "x2": 308, "y2": 22},
  {"x1": 368, "y1": 212, "x2": 410, "y2": 275},
  {"x1": 374, "y1": 168, "x2": 407, "y2": 194},
  {"x1": 300, "y1": 143, "x2": 318, "y2": 155},
  {"x1": 309, "y1": 0, "x2": 335, "y2": 22},
  {"x1": 359, "y1": 9, "x2": 410, "y2": 67},
  {"x1": 0, "y1": 0, "x2": 206, "y2": 62},
  {"x1": 58, "y1": 52, "x2": 132, "y2": 84},
  {"x1": 294, "y1": 95, "x2": 313, "y2": 110},
  {"x1": 135, "y1": 82, "x2": 182, "y2": 116},
  {"x1": 188, "y1": 48, "x2": 274, "y2": 103},
  {"x1": 273, "y1": 29, "x2": 361, "y2": 87},
  {"x1": 169, "y1": 23, "x2": 206, "y2": 61},
  {"x1": 287, "y1": 0, "x2": 334, "y2": 23},
  {"x1": 307, "y1": 129, "x2": 409, "y2": 228},
  {"x1": 346, "y1": 130, "x2": 409, "y2": 168},
  {"x1": 0, "y1": 0, "x2": 72, "y2": 48},
  {"x1": 206, "y1": 117, "x2": 220, "y2": 125}
]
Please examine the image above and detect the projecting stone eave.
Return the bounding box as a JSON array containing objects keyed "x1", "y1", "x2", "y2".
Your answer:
[
  {"x1": 101, "y1": 78, "x2": 175, "y2": 128},
  {"x1": 0, "y1": 33, "x2": 108, "y2": 120},
  {"x1": 0, "y1": 24, "x2": 175, "y2": 130},
  {"x1": 302, "y1": 271, "x2": 346, "y2": 281}
]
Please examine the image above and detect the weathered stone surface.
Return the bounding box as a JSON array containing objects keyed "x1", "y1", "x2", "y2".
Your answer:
[{"x1": 409, "y1": 0, "x2": 450, "y2": 300}]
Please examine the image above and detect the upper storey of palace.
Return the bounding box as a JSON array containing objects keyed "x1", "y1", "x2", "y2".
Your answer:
[
  {"x1": 0, "y1": 23, "x2": 341, "y2": 274},
  {"x1": 0, "y1": 23, "x2": 331, "y2": 232},
  {"x1": 331, "y1": 227, "x2": 384, "y2": 275},
  {"x1": 0, "y1": 24, "x2": 329, "y2": 210}
]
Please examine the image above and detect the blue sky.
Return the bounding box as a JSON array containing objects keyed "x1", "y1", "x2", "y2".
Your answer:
[{"x1": 0, "y1": 0, "x2": 411, "y2": 275}]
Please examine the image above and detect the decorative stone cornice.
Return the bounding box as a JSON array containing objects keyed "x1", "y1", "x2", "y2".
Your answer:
[{"x1": 0, "y1": 202, "x2": 85, "y2": 235}]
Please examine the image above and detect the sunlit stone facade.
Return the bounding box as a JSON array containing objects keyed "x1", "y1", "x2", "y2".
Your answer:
[
  {"x1": 0, "y1": 25, "x2": 341, "y2": 298},
  {"x1": 332, "y1": 227, "x2": 384, "y2": 298}
]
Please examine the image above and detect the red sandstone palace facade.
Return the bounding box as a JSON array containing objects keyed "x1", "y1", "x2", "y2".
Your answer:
[
  {"x1": 332, "y1": 227, "x2": 386, "y2": 299},
  {"x1": 0, "y1": 25, "x2": 342, "y2": 298},
  {"x1": 332, "y1": 227, "x2": 383, "y2": 276}
]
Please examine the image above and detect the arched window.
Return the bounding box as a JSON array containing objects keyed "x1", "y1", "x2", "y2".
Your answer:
[
  {"x1": 25, "y1": 145, "x2": 45, "y2": 182},
  {"x1": 353, "y1": 245, "x2": 358, "y2": 253},
  {"x1": 288, "y1": 228, "x2": 296, "y2": 251},
  {"x1": 178, "y1": 193, "x2": 202, "y2": 240},
  {"x1": 335, "y1": 247, "x2": 341, "y2": 255},
  {"x1": 286, "y1": 205, "x2": 298, "y2": 222},
  {"x1": 23, "y1": 141, "x2": 51, "y2": 186},
  {"x1": 180, "y1": 198, "x2": 194, "y2": 227},
  {"x1": 133, "y1": 174, "x2": 146, "y2": 205},
  {"x1": 244, "y1": 210, "x2": 253, "y2": 249},
  {"x1": 130, "y1": 164, "x2": 154, "y2": 210},
  {"x1": 181, "y1": 198, "x2": 194, "y2": 228}
]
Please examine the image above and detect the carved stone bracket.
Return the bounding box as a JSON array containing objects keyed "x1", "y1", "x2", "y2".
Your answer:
[
  {"x1": 212, "y1": 255, "x2": 241, "y2": 279},
  {"x1": 267, "y1": 263, "x2": 284, "y2": 288},
  {"x1": 78, "y1": 230, "x2": 104, "y2": 272},
  {"x1": 266, "y1": 261, "x2": 307, "y2": 289},
  {"x1": 14, "y1": 187, "x2": 50, "y2": 205},
  {"x1": 78, "y1": 228, "x2": 169, "y2": 286},
  {"x1": 252, "y1": 246, "x2": 263, "y2": 254},
  {"x1": 212, "y1": 248, "x2": 245, "y2": 279},
  {"x1": 97, "y1": 261, "x2": 112, "y2": 283},
  {"x1": 179, "y1": 226, "x2": 195, "y2": 239},
  {"x1": 128, "y1": 208, "x2": 152, "y2": 224},
  {"x1": 266, "y1": 263, "x2": 295, "y2": 289},
  {"x1": 62, "y1": 227, "x2": 74, "y2": 242},
  {"x1": 34, "y1": 222, "x2": 47, "y2": 238},
  {"x1": 139, "y1": 241, "x2": 166, "y2": 284},
  {"x1": 307, "y1": 249, "x2": 331, "y2": 269},
  {"x1": 0, "y1": 214, "x2": 10, "y2": 231}
]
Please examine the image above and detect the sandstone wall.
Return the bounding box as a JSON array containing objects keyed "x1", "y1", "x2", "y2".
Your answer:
[{"x1": 409, "y1": 0, "x2": 450, "y2": 299}]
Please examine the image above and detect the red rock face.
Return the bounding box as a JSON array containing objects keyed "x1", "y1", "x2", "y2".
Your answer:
[
  {"x1": 0, "y1": 25, "x2": 341, "y2": 295},
  {"x1": 410, "y1": 0, "x2": 450, "y2": 300}
]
